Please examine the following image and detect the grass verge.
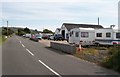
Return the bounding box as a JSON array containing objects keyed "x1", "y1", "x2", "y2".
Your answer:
[
  {"x1": 0, "y1": 35, "x2": 7, "y2": 45},
  {"x1": 74, "y1": 46, "x2": 120, "y2": 73}
]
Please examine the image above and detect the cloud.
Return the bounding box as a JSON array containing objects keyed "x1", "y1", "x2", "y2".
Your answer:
[
  {"x1": 0, "y1": 0, "x2": 105, "y2": 2},
  {"x1": 1, "y1": 0, "x2": 119, "y2": 31},
  {"x1": 2, "y1": 1, "x2": 118, "y2": 20}
]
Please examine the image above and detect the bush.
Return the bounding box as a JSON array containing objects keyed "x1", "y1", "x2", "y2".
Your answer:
[
  {"x1": 102, "y1": 45, "x2": 120, "y2": 72},
  {"x1": 0, "y1": 35, "x2": 7, "y2": 45}
]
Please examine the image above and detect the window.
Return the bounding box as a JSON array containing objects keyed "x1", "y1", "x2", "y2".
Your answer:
[
  {"x1": 66, "y1": 33, "x2": 69, "y2": 38},
  {"x1": 106, "y1": 33, "x2": 111, "y2": 37},
  {"x1": 81, "y1": 32, "x2": 89, "y2": 37},
  {"x1": 70, "y1": 31, "x2": 74, "y2": 37},
  {"x1": 96, "y1": 33, "x2": 102, "y2": 37},
  {"x1": 75, "y1": 32, "x2": 79, "y2": 37},
  {"x1": 116, "y1": 33, "x2": 120, "y2": 38}
]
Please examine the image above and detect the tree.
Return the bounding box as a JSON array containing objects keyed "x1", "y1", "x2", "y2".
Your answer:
[
  {"x1": 42, "y1": 29, "x2": 53, "y2": 33},
  {"x1": 35, "y1": 29, "x2": 37, "y2": 32},
  {"x1": 34, "y1": 29, "x2": 39, "y2": 34},
  {"x1": 23, "y1": 27, "x2": 31, "y2": 33},
  {"x1": 17, "y1": 28, "x2": 25, "y2": 36},
  {"x1": 2, "y1": 27, "x2": 14, "y2": 36}
]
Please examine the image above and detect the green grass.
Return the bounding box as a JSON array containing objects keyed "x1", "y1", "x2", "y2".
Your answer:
[
  {"x1": 74, "y1": 46, "x2": 120, "y2": 72},
  {"x1": 0, "y1": 35, "x2": 7, "y2": 45},
  {"x1": 102, "y1": 45, "x2": 120, "y2": 72},
  {"x1": 0, "y1": 35, "x2": 2, "y2": 45},
  {"x1": 74, "y1": 47, "x2": 104, "y2": 63}
]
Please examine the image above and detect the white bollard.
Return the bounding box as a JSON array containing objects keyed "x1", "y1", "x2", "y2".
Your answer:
[{"x1": 79, "y1": 44, "x2": 81, "y2": 49}]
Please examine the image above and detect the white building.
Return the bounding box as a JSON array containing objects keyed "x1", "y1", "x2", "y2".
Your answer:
[
  {"x1": 60, "y1": 23, "x2": 103, "y2": 39},
  {"x1": 55, "y1": 28, "x2": 61, "y2": 34}
]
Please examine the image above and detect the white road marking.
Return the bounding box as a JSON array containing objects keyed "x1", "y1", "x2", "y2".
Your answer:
[
  {"x1": 19, "y1": 41, "x2": 22, "y2": 44},
  {"x1": 38, "y1": 60, "x2": 62, "y2": 77},
  {"x1": 16, "y1": 37, "x2": 20, "y2": 41},
  {"x1": 21, "y1": 44, "x2": 25, "y2": 48},
  {"x1": 26, "y1": 49, "x2": 34, "y2": 56}
]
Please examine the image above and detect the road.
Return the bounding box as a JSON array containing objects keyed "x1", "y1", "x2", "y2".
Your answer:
[{"x1": 2, "y1": 35, "x2": 119, "y2": 77}]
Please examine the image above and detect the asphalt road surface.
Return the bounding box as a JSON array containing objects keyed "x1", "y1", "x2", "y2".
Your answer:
[{"x1": 2, "y1": 35, "x2": 119, "y2": 77}]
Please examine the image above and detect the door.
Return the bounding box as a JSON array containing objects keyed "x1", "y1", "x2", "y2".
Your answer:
[
  {"x1": 61, "y1": 30, "x2": 65, "y2": 39},
  {"x1": 74, "y1": 31, "x2": 80, "y2": 44}
]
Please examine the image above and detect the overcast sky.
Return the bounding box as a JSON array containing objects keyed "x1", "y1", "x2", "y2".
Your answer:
[{"x1": 1, "y1": 0, "x2": 119, "y2": 31}]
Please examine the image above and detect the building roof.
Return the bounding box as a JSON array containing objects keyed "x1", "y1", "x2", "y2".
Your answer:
[
  {"x1": 55, "y1": 28, "x2": 61, "y2": 32},
  {"x1": 62, "y1": 23, "x2": 103, "y2": 31}
]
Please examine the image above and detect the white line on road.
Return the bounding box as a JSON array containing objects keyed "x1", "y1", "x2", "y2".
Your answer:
[
  {"x1": 16, "y1": 37, "x2": 20, "y2": 41},
  {"x1": 38, "y1": 60, "x2": 62, "y2": 77},
  {"x1": 19, "y1": 41, "x2": 22, "y2": 44},
  {"x1": 26, "y1": 49, "x2": 34, "y2": 56},
  {"x1": 21, "y1": 44, "x2": 25, "y2": 48}
]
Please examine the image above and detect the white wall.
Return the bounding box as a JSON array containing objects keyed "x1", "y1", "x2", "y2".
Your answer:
[{"x1": 55, "y1": 29, "x2": 60, "y2": 34}]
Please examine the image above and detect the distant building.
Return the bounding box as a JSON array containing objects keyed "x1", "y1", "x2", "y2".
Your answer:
[
  {"x1": 60, "y1": 23, "x2": 103, "y2": 39},
  {"x1": 118, "y1": 1, "x2": 120, "y2": 31},
  {"x1": 55, "y1": 28, "x2": 61, "y2": 34}
]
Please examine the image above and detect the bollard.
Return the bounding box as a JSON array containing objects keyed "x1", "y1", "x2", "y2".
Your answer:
[{"x1": 77, "y1": 44, "x2": 82, "y2": 52}]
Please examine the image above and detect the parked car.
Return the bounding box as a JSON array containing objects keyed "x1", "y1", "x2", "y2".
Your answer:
[
  {"x1": 22, "y1": 35, "x2": 26, "y2": 37},
  {"x1": 48, "y1": 35, "x2": 54, "y2": 40},
  {"x1": 25, "y1": 34, "x2": 31, "y2": 38},
  {"x1": 42, "y1": 35, "x2": 49, "y2": 39},
  {"x1": 35, "y1": 34, "x2": 42, "y2": 40},
  {"x1": 30, "y1": 34, "x2": 39, "y2": 42},
  {"x1": 54, "y1": 34, "x2": 64, "y2": 41}
]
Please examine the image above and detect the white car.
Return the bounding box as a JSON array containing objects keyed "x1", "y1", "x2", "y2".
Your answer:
[
  {"x1": 48, "y1": 35, "x2": 54, "y2": 40},
  {"x1": 25, "y1": 34, "x2": 31, "y2": 38}
]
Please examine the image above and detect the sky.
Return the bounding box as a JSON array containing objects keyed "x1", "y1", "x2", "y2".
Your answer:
[{"x1": 0, "y1": 0, "x2": 119, "y2": 31}]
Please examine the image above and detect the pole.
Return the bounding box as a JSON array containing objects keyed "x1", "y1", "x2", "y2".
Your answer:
[
  {"x1": 98, "y1": 17, "x2": 99, "y2": 25},
  {"x1": 7, "y1": 21, "x2": 8, "y2": 36}
]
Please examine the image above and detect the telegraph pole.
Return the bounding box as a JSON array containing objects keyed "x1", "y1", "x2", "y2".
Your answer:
[
  {"x1": 7, "y1": 21, "x2": 8, "y2": 36},
  {"x1": 98, "y1": 17, "x2": 99, "y2": 25}
]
